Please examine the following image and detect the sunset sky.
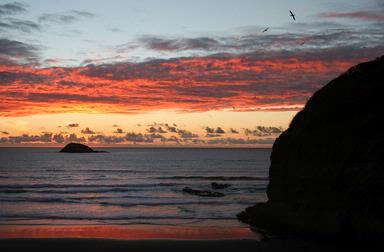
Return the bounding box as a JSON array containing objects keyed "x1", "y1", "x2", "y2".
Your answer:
[{"x1": 1, "y1": 0, "x2": 383, "y2": 146}]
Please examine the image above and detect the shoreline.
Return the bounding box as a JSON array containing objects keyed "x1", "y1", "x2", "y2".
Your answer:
[
  {"x1": 0, "y1": 238, "x2": 261, "y2": 252},
  {"x1": 1, "y1": 225, "x2": 380, "y2": 252},
  {"x1": 0, "y1": 237, "x2": 375, "y2": 252}
]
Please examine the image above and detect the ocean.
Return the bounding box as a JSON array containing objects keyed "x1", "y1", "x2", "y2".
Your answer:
[{"x1": 0, "y1": 148, "x2": 270, "y2": 239}]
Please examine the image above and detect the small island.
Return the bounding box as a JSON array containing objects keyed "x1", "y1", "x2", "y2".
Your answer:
[{"x1": 59, "y1": 143, "x2": 107, "y2": 153}]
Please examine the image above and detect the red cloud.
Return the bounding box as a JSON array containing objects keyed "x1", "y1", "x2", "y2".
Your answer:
[
  {"x1": 0, "y1": 47, "x2": 382, "y2": 116},
  {"x1": 321, "y1": 11, "x2": 384, "y2": 21}
]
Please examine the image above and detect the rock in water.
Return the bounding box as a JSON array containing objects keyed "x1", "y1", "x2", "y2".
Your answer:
[
  {"x1": 238, "y1": 56, "x2": 384, "y2": 238},
  {"x1": 211, "y1": 182, "x2": 231, "y2": 189},
  {"x1": 182, "y1": 187, "x2": 224, "y2": 197},
  {"x1": 59, "y1": 143, "x2": 104, "y2": 153}
]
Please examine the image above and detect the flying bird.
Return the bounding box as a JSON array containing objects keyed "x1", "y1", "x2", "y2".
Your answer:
[
  {"x1": 262, "y1": 27, "x2": 269, "y2": 33},
  {"x1": 289, "y1": 10, "x2": 296, "y2": 21}
]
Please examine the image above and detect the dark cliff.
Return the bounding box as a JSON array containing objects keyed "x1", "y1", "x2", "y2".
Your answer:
[{"x1": 238, "y1": 56, "x2": 384, "y2": 238}]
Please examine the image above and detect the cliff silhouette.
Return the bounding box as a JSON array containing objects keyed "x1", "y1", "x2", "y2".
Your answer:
[{"x1": 238, "y1": 56, "x2": 384, "y2": 239}]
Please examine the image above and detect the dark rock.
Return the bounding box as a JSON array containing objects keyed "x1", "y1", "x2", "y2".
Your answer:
[
  {"x1": 238, "y1": 56, "x2": 384, "y2": 239},
  {"x1": 59, "y1": 143, "x2": 107, "y2": 153},
  {"x1": 182, "y1": 187, "x2": 224, "y2": 197},
  {"x1": 211, "y1": 182, "x2": 231, "y2": 189}
]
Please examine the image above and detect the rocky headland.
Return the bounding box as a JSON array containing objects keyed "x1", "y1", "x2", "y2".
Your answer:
[{"x1": 238, "y1": 56, "x2": 384, "y2": 240}]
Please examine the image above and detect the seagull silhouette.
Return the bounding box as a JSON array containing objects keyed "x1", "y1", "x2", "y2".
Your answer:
[
  {"x1": 262, "y1": 27, "x2": 269, "y2": 33},
  {"x1": 289, "y1": 10, "x2": 296, "y2": 21}
]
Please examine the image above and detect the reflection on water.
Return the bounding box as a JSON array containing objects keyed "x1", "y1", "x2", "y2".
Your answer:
[
  {"x1": 0, "y1": 225, "x2": 263, "y2": 240},
  {"x1": 0, "y1": 148, "x2": 270, "y2": 239}
]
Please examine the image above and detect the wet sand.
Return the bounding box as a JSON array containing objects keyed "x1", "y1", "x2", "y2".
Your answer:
[
  {"x1": 0, "y1": 225, "x2": 381, "y2": 252},
  {"x1": 1, "y1": 237, "x2": 378, "y2": 252}
]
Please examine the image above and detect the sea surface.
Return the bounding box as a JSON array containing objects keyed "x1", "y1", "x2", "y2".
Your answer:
[{"x1": 0, "y1": 148, "x2": 270, "y2": 238}]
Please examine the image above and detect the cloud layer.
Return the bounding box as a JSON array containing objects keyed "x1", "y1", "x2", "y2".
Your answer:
[
  {"x1": 0, "y1": 123, "x2": 282, "y2": 146},
  {"x1": 1, "y1": 1, "x2": 383, "y2": 118},
  {"x1": 2, "y1": 45, "x2": 382, "y2": 116},
  {"x1": 320, "y1": 11, "x2": 384, "y2": 21},
  {"x1": 0, "y1": 2, "x2": 25, "y2": 17}
]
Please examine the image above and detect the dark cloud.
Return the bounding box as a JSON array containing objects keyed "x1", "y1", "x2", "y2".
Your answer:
[
  {"x1": 164, "y1": 123, "x2": 177, "y2": 133},
  {"x1": 205, "y1": 126, "x2": 225, "y2": 134},
  {"x1": 0, "y1": 2, "x2": 26, "y2": 16},
  {"x1": 177, "y1": 129, "x2": 198, "y2": 139},
  {"x1": 205, "y1": 127, "x2": 214, "y2": 134},
  {"x1": 0, "y1": 39, "x2": 40, "y2": 64},
  {"x1": 377, "y1": 0, "x2": 384, "y2": 9},
  {"x1": 38, "y1": 14, "x2": 76, "y2": 23},
  {"x1": 147, "y1": 123, "x2": 178, "y2": 133},
  {"x1": 161, "y1": 135, "x2": 181, "y2": 144},
  {"x1": 125, "y1": 132, "x2": 154, "y2": 143},
  {"x1": 206, "y1": 133, "x2": 221, "y2": 138},
  {"x1": 1, "y1": 131, "x2": 9, "y2": 135},
  {"x1": 147, "y1": 133, "x2": 165, "y2": 139},
  {"x1": 0, "y1": 127, "x2": 281, "y2": 146},
  {"x1": 66, "y1": 133, "x2": 85, "y2": 142},
  {"x1": 70, "y1": 10, "x2": 94, "y2": 18},
  {"x1": 81, "y1": 127, "x2": 96, "y2": 134},
  {"x1": 244, "y1": 126, "x2": 283, "y2": 137},
  {"x1": 25, "y1": 92, "x2": 122, "y2": 103},
  {"x1": 52, "y1": 133, "x2": 64, "y2": 143},
  {"x1": 38, "y1": 10, "x2": 95, "y2": 24},
  {"x1": 6, "y1": 133, "x2": 52, "y2": 143},
  {"x1": 0, "y1": 131, "x2": 163, "y2": 144},
  {"x1": 215, "y1": 127, "x2": 225, "y2": 134},
  {"x1": 244, "y1": 128, "x2": 263, "y2": 136},
  {"x1": 0, "y1": 71, "x2": 47, "y2": 85},
  {"x1": 0, "y1": 2, "x2": 40, "y2": 34},
  {"x1": 138, "y1": 36, "x2": 220, "y2": 51},
  {"x1": 191, "y1": 139, "x2": 205, "y2": 144},
  {"x1": 207, "y1": 137, "x2": 275, "y2": 145},
  {"x1": 81, "y1": 46, "x2": 384, "y2": 87},
  {"x1": 57, "y1": 80, "x2": 80, "y2": 86},
  {"x1": 0, "y1": 18, "x2": 40, "y2": 33},
  {"x1": 147, "y1": 126, "x2": 167, "y2": 133},
  {"x1": 113, "y1": 128, "x2": 124, "y2": 134},
  {"x1": 130, "y1": 25, "x2": 384, "y2": 55},
  {"x1": 229, "y1": 128, "x2": 239, "y2": 134},
  {"x1": 0, "y1": 3, "x2": 40, "y2": 34},
  {"x1": 88, "y1": 132, "x2": 166, "y2": 144},
  {"x1": 88, "y1": 134, "x2": 126, "y2": 144},
  {"x1": 67, "y1": 123, "x2": 79, "y2": 128},
  {"x1": 0, "y1": 132, "x2": 88, "y2": 144}
]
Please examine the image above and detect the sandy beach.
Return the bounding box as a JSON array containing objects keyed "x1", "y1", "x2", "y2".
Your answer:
[
  {"x1": 1, "y1": 225, "x2": 381, "y2": 252},
  {"x1": 1, "y1": 224, "x2": 378, "y2": 252},
  {"x1": 1, "y1": 238, "x2": 260, "y2": 252},
  {"x1": 1, "y1": 237, "x2": 380, "y2": 252}
]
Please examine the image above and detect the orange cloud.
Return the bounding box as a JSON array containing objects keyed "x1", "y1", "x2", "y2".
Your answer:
[{"x1": 0, "y1": 48, "x2": 380, "y2": 116}]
